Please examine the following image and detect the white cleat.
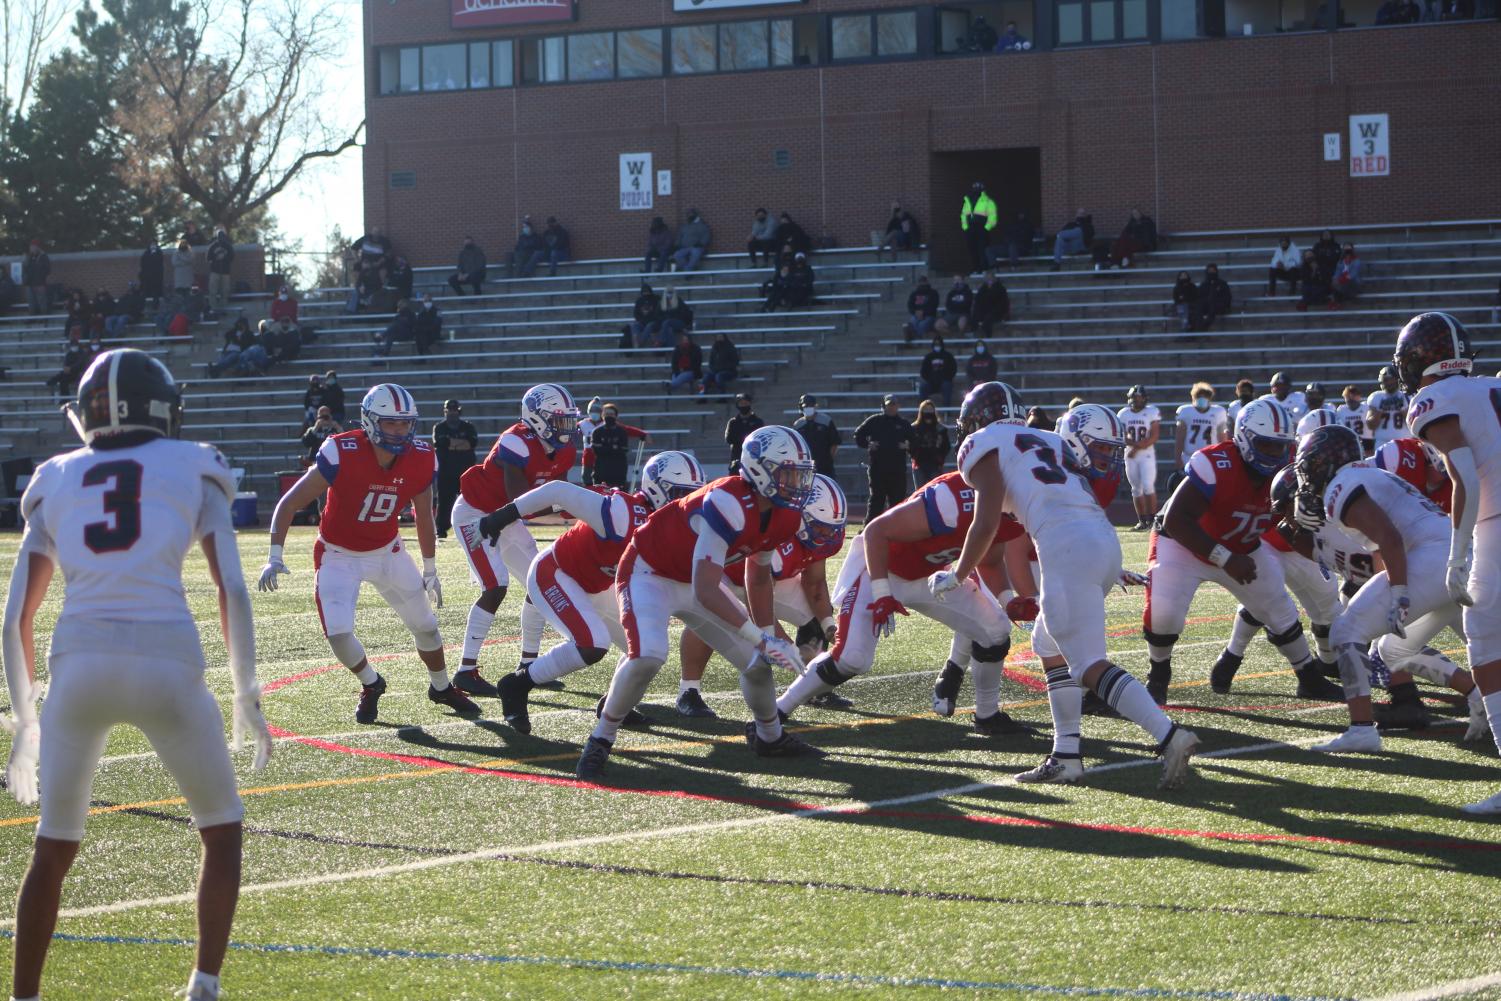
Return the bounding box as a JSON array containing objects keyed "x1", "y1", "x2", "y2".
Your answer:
[
  {"x1": 1015, "y1": 755, "x2": 1085, "y2": 784},
  {"x1": 1311, "y1": 725, "x2": 1383, "y2": 753},
  {"x1": 1461, "y1": 789, "x2": 1501, "y2": 816},
  {"x1": 1464, "y1": 698, "x2": 1489, "y2": 742},
  {"x1": 1157, "y1": 726, "x2": 1199, "y2": 790}
]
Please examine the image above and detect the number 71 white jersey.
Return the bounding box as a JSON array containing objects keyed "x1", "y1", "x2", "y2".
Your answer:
[{"x1": 956, "y1": 423, "x2": 1104, "y2": 536}]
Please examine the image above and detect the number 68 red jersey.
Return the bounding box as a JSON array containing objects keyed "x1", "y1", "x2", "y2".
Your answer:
[
  {"x1": 315, "y1": 429, "x2": 436, "y2": 552},
  {"x1": 1183, "y1": 440, "x2": 1273, "y2": 561}
]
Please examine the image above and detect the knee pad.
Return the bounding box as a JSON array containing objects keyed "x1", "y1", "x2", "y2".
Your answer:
[
  {"x1": 1238, "y1": 608, "x2": 1264, "y2": 628},
  {"x1": 1143, "y1": 628, "x2": 1179, "y2": 648},
  {"x1": 971, "y1": 638, "x2": 1010, "y2": 664},
  {"x1": 1266, "y1": 620, "x2": 1304, "y2": 647},
  {"x1": 479, "y1": 586, "x2": 507, "y2": 610},
  {"x1": 816, "y1": 657, "x2": 858, "y2": 687},
  {"x1": 412, "y1": 625, "x2": 443, "y2": 652},
  {"x1": 578, "y1": 646, "x2": 609, "y2": 666},
  {"x1": 327, "y1": 632, "x2": 367, "y2": 669},
  {"x1": 1311, "y1": 622, "x2": 1330, "y2": 638}
]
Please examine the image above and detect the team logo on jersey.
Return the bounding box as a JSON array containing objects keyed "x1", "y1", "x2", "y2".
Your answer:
[{"x1": 1408, "y1": 397, "x2": 1435, "y2": 423}]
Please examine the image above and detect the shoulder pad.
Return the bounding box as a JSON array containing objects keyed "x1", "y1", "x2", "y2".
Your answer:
[
  {"x1": 19, "y1": 456, "x2": 65, "y2": 522},
  {"x1": 193, "y1": 441, "x2": 237, "y2": 501}
]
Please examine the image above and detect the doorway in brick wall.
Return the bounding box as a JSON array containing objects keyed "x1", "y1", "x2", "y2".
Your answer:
[{"x1": 928, "y1": 148, "x2": 1041, "y2": 275}]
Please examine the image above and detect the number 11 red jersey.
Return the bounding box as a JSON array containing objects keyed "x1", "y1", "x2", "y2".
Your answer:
[{"x1": 315, "y1": 429, "x2": 437, "y2": 551}]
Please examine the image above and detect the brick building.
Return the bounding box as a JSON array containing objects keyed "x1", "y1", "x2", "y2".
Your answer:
[{"x1": 363, "y1": 0, "x2": 1500, "y2": 271}]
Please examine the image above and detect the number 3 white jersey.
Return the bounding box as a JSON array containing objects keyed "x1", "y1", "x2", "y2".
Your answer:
[
  {"x1": 1409, "y1": 374, "x2": 1501, "y2": 523},
  {"x1": 956, "y1": 423, "x2": 1103, "y2": 536},
  {"x1": 1174, "y1": 404, "x2": 1228, "y2": 451},
  {"x1": 1116, "y1": 405, "x2": 1161, "y2": 448},
  {"x1": 20, "y1": 439, "x2": 234, "y2": 628},
  {"x1": 1321, "y1": 462, "x2": 1450, "y2": 553}
]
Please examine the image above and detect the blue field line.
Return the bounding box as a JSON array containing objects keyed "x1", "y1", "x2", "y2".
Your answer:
[{"x1": 2, "y1": 929, "x2": 1352, "y2": 1001}]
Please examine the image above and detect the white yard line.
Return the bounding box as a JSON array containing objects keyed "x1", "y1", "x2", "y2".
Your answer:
[{"x1": 1366, "y1": 971, "x2": 1501, "y2": 1001}]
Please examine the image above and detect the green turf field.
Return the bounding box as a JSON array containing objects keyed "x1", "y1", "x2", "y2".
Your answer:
[{"x1": 1, "y1": 525, "x2": 1498, "y2": 1001}]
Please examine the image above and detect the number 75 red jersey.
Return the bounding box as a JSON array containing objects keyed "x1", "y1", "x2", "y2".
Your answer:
[
  {"x1": 1183, "y1": 440, "x2": 1273, "y2": 561},
  {"x1": 315, "y1": 429, "x2": 436, "y2": 552}
]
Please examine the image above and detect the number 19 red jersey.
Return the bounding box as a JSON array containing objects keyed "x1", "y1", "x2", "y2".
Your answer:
[
  {"x1": 1182, "y1": 441, "x2": 1273, "y2": 561},
  {"x1": 315, "y1": 430, "x2": 437, "y2": 551}
]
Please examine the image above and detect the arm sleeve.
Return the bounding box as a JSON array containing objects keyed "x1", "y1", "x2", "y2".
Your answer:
[
  {"x1": 315, "y1": 436, "x2": 341, "y2": 483},
  {"x1": 492, "y1": 432, "x2": 531, "y2": 469},
  {"x1": 1186, "y1": 450, "x2": 1218, "y2": 499},
  {"x1": 197, "y1": 485, "x2": 258, "y2": 699},
  {"x1": 3, "y1": 506, "x2": 55, "y2": 725}
]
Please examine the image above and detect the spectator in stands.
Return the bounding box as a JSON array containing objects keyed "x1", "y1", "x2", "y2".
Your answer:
[
  {"x1": 386, "y1": 255, "x2": 414, "y2": 302},
  {"x1": 644, "y1": 216, "x2": 673, "y2": 272},
  {"x1": 374, "y1": 299, "x2": 416, "y2": 357},
  {"x1": 748, "y1": 208, "x2": 779, "y2": 267},
  {"x1": 0, "y1": 265, "x2": 17, "y2": 310},
  {"x1": 665, "y1": 331, "x2": 703, "y2": 393},
  {"x1": 910, "y1": 400, "x2": 950, "y2": 485},
  {"x1": 65, "y1": 291, "x2": 93, "y2": 336},
  {"x1": 631, "y1": 282, "x2": 664, "y2": 347},
  {"x1": 725, "y1": 392, "x2": 764, "y2": 473},
  {"x1": 414, "y1": 293, "x2": 443, "y2": 354},
  {"x1": 961, "y1": 182, "x2": 998, "y2": 275},
  {"x1": 138, "y1": 242, "x2": 164, "y2": 306},
  {"x1": 794, "y1": 394, "x2": 842, "y2": 476},
  {"x1": 353, "y1": 260, "x2": 383, "y2": 313},
  {"x1": 321, "y1": 371, "x2": 346, "y2": 424},
  {"x1": 91, "y1": 288, "x2": 124, "y2": 338},
  {"x1": 448, "y1": 237, "x2": 487, "y2": 296},
  {"x1": 354, "y1": 227, "x2": 392, "y2": 274},
  {"x1": 170, "y1": 237, "x2": 195, "y2": 295},
  {"x1": 432, "y1": 399, "x2": 478, "y2": 537},
  {"x1": 878, "y1": 203, "x2": 920, "y2": 259},
  {"x1": 207, "y1": 226, "x2": 235, "y2": 311},
  {"x1": 919, "y1": 336, "x2": 958, "y2": 405},
  {"x1": 1171, "y1": 270, "x2": 1197, "y2": 331},
  {"x1": 775, "y1": 212, "x2": 812, "y2": 256},
  {"x1": 1194, "y1": 263, "x2": 1233, "y2": 332},
  {"x1": 904, "y1": 274, "x2": 941, "y2": 344},
  {"x1": 591, "y1": 403, "x2": 650, "y2": 489},
  {"x1": 1026, "y1": 407, "x2": 1051, "y2": 430},
  {"x1": 1109, "y1": 208, "x2": 1158, "y2": 268},
  {"x1": 302, "y1": 374, "x2": 324, "y2": 427},
  {"x1": 856, "y1": 394, "x2": 914, "y2": 518},
  {"x1": 266, "y1": 318, "x2": 302, "y2": 366},
  {"x1": 970, "y1": 271, "x2": 1010, "y2": 335},
  {"x1": 1051, "y1": 208, "x2": 1095, "y2": 271},
  {"x1": 1297, "y1": 249, "x2": 1331, "y2": 311},
  {"x1": 1000, "y1": 211, "x2": 1035, "y2": 267},
  {"x1": 704, "y1": 332, "x2": 739, "y2": 394},
  {"x1": 1329, "y1": 243, "x2": 1363, "y2": 308},
  {"x1": 208, "y1": 317, "x2": 268, "y2": 377},
  {"x1": 1267, "y1": 235, "x2": 1301, "y2": 295},
  {"x1": 542, "y1": 217, "x2": 571, "y2": 276},
  {"x1": 116, "y1": 281, "x2": 145, "y2": 328},
  {"x1": 940, "y1": 274, "x2": 974, "y2": 334},
  {"x1": 672, "y1": 209, "x2": 712, "y2": 272},
  {"x1": 995, "y1": 20, "x2": 1030, "y2": 50},
  {"x1": 509, "y1": 219, "x2": 545, "y2": 278},
  {"x1": 761, "y1": 264, "x2": 794, "y2": 312},
  {"x1": 184, "y1": 285, "x2": 209, "y2": 323},
  {"x1": 659, "y1": 287, "x2": 695, "y2": 343},
  {"x1": 22, "y1": 240, "x2": 51, "y2": 315},
  {"x1": 787, "y1": 253, "x2": 815, "y2": 307},
  {"x1": 270, "y1": 285, "x2": 299, "y2": 326},
  {"x1": 966, "y1": 339, "x2": 998, "y2": 385},
  {"x1": 45, "y1": 327, "x2": 90, "y2": 398},
  {"x1": 1311, "y1": 229, "x2": 1341, "y2": 284},
  {"x1": 302, "y1": 407, "x2": 342, "y2": 467},
  {"x1": 181, "y1": 221, "x2": 207, "y2": 246},
  {"x1": 1439, "y1": 0, "x2": 1473, "y2": 17}
]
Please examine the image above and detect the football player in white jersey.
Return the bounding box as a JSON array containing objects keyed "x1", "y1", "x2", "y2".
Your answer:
[
  {"x1": 3, "y1": 350, "x2": 271, "y2": 1001},
  {"x1": 1261, "y1": 371, "x2": 1307, "y2": 421},
  {"x1": 1224, "y1": 378, "x2": 1257, "y2": 426},
  {"x1": 1365, "y1": 366, "x2": 1409, "y2": 450},
  {"x1": 933, "y1": 383, "x2": 1199, "y2": 788},
  {"x1": 1173, "y1": 382, "x2": 1230, "y2": 472},
  {"x1": 1332, "y1": 384, "x2": 1372, "y2": 453},
  {"x1": 1398, "y1": 312, "x2": 1501, "y2": 813},
  {"x1": 1117, "y1": 385, "x2": 1161, "y2": 531}
]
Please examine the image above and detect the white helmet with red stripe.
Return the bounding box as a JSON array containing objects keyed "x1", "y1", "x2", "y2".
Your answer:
[
  {"x1": 1233, "y1": 398, "x2": 1295, "y2": 477},
  {"x1": 798, "y1": 473, "x2": 847, "y2": 548},
  {"x1": 360, "y1": 383, "x2": 419, "y2": 453},
  {"x1": 521, "y1": 383, "x2": 580, "y2": 450},
  {"x1": 740, "y1": 425, "x2": 816, "y2": 509},
  {"x1": 1058, "y1": 404, "x2": 1124, "y2": 481},
  {"x1": 1295, "y1": 407, "x2": 1338, "y2": 437},
  {"x1": 639, "y1": 450, "x2": 705, "y2": 510}
]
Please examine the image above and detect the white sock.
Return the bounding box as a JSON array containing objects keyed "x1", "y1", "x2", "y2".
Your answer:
[
  {"x1": 1226, "y1": 609, "x2": 1258, "y2": 657},
  {"x1": 356, "y1": 664, "x2": 379, "y2": 686},
  {"x1": 188, "y1": 971, "x2": 220, "y2": 998},
  {"x1": 1312, "y1": 625, "x2": 1334, "y2": 663},
  {"x1": 1045, "y1": 666, "x2": 1082, "y2": 758},
  {"x1": 1096, "y1": 664, "x2": 1173, "y2": 743},
  {"x1": 971, "y1": 659, "x2": 1002, "y2": 719},
  {"x1": 948, "y1": 632, "x2": 972, "y2": 670},
  {"x1": 462, "y1": 605, "x2": 494, "y2": 665},
  {"x1": 680, "y1": 678, "x2": 702, "y2": 695},
  {"x1": 428, "y1": 669, "x2": 450, "y2": 691},
  {"x1": 1484, "y1": 691, "x2": 1501, "y2": 756},
  {"x1": 777, "y1": 656, "x2": 834, "y2": 713},
  {"x1": 520, "y1": 598, "x2": 545, "y2": 659},
  {"x1": 529, "y1": 643, "x2": 587, "y2": 685}
]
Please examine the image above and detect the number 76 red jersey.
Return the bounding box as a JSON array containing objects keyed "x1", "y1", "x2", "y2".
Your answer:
[
  {"x1": 315, "y1": 429, "x2": 436, "y2": 552},
  {"x1": 1182, "y1": 440, "x2": 1273, "y2": 561}
]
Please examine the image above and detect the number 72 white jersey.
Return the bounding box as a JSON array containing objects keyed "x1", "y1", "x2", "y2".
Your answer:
[{"x1": 956, "y1": 423, "x2": 1105, "y2": 536}]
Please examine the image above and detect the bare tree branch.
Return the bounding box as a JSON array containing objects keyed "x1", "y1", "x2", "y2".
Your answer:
[{"x1": 0, "y1": 0, "x2": 68, "y2": 141}]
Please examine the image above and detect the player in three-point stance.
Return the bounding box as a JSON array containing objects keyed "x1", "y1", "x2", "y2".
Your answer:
[
  {"x1": 260, "y1": 383, "x2": 478, "y2": 725},
  {"x1": 930, "y1": 384, "x2": 1197, "y2": 787},
  {"x1": 450, "y1": 383, "x2": 580, "y2": 695},
  {"x1": 576, "y1": 426, "x2": 822, "y2": 780},
  {"x1": 475, "y1": 450, "x2": 705, "y2": 733},
  {"x1": 1396, "y1": 311, "x2": 1501, "y2": 813},
  {"x1": 3, "y1": 350, "x2": 272, "y2": 1001}
]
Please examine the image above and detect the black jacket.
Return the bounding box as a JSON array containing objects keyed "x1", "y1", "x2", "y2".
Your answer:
[
  {"x1": 910, "y1": 419, "x2": 950, "y2": 469},
  {"x1": 544, "y1": 224, "x2": 571, "y2": 256},
  {"x1": 966, "y1": 351, "x2": 998, "y2": 383},
  {"x1": 1122, "y1": 215, "x2": 1158, "y2": 251},
  {"x1": 944, "y1": 284, "x2": 974, "y2": 316},
  {"x1": 590, "y1": 421, "x2": 635, "y2": 485},
  {"x1": 1172, "y1": 279, "x2": 1197, "y2": 306},
  {"x1": 139, "y1": 247, "x2": 165, "y2": 297},
  {"x1": 117, "y1": 289, "x2": 145, "y2": 321},
  {"x1": 920, "y1": 349, "x2": 958, "y2": 384},
  {"x1": 21, "y1": 251, "x2": 50, "y2": 287},
  {"x1": 322, "y1": 381, "x2": 346, "y2": 423},
  {"x1": 793, "y1": 414, "x2": 842, "y2": 476},
  {"x1": 633, "y1": 293, "x2": 662, "y2": 324},
  {"x1": 907, "y1": 285, "x2": 939, "y2": 318},
  {"x1": 670, "y1": 341, "x2": 703, "y2": 378},
  {"x1": 457, "y1": 244, "x2": 487, "y2": 276},
  {"x1": 1061, "y1": 214, "x2": 1095, "y2": 244},
  {"x1": 433, "y1": 418, "x2": 479, "y2": 471},
  {"x1": 1198, "y1": 277, "x2": 1233, "y2": 315},
  {"x1": 1312, "y1": 238, "x2": 1342, "y2": 280},
  {"x1": 415, "y1": 304, "x2": 442, "y2": 345},
  {"x1": 387, "y1": 262, "x2": 414, "y2": 300},
  {"x1": 207, "y1": 235, "x2": 235, "y2": 275},
  {"x1": 725, "y1": 411, "x2": 765, "y2": 465},
  {"x1": 709, "y1": 339, "x2": 739, "y2": 372},
  {"x1": 775, "y1": 219, "x2": 811, "y2": 255},
  {"x1": 972, "y1": 280, "x2": 1009, "y2": 324},
  {"x1": 854, "y1": 413, "x2": 914, "y2": 467}
]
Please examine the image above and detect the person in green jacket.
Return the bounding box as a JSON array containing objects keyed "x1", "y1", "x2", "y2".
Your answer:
[{"x1": 960, "y1": 181, "x2": 997, "y2": 275}]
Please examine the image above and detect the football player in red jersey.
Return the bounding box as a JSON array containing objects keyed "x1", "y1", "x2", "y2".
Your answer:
[
  {"x1": 1145, "y1": 399, "x2": 1343, "y2": 705},
  {"x1": 260, "y1": 384, "x2": 479, "y2": 725},
  {"x1": 1375, "y1": 434, "x2": 1452, "y2": 513},
  {"x1": 450, "y1": 383, "x2": 580, "y2": 695},
  {"x1": 677, "y1": 474, "x2": 849, "y2": 718},
  {"x1": 576, "y1": 426, "x2": 821, "y2": 780},
  {"x1": 474, "y1": 451, "x2": 704, "y2": 733}
]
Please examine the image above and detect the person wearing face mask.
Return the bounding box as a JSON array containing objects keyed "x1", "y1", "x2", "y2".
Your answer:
[
  {"x1": 793, "y1": 394, "x2": 842, "y2": 477},
  {"x1": 918, "y1": 337, "x2": 958, "y2": 406},
  {"x1": 1192, "y1": 263, "x2": 1232, "y2": 333},
  {"x1": 139, "y1": 240, "x2": 165, "y2": 306},
  {"x1": 577, "y1": 398, "x2": 604, "y2": 485},
  {"x1": 1311, "y1": 228, "x2": 1341, "y2": 285},
  {"x1": 413, "y1": 294, "x2": 442, "y2": 355},
  {"x1": 303, "y1": 406, "x2": 343, "y2": 467},
  {"x1": 854, "y1": 394, "x2": 915, "y2": 519},
  {"x1": 589, "y1": 404, "x2": 649, "y2": 489},
  {"x1": 1225, "y1": 378, "x2": 1257, "y2": 425},
  {"x1": 509, "y1": 218, "x2": 545, "y2": 278},
  {"x1": 1174, "y1": 382, "x2": 1230, "y2": 472},
  {"x1": 1171, "y1": 271, "x2": 1198, "y2": 332},
  {"x1": 966, "y1": 339, "x2": 997, "y2": 386},
  {"x1": 321, "y1": 371, "x2": 346, "y2": 425},
  {"x1": 909, "y1": 400, "x2": 950, "y2": 485},
  {"x1": 170, "y1": 238, "x2": 196, "y2": 296},
  {"x1": 270, "y1": 284, "x2": 299, "y2": 326},
  {"x1": 432, "y1": 400, "x2": 478, "y2": 538},
  {"x1": 724, "y1": 392, "x2": 764, "y2": 473},
  {"x1": 206, "y1": 225, "x2": 235, "y2": 312},
  {"x1": 1267, "y1": 235, "x2": 1301, "y2": 296},
  {"x1": 449, "y1": 236, "x2": 488, "y2": 296}
]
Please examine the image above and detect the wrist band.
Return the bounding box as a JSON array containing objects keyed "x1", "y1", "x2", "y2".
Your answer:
[
  {"x1": 268, "y1": 543, "x2": 283, "y2": 564},
  {"x1": 1208, "y1": 544, "x2": 1231, "y2": 568},
  {"x1": 423, "y1": 557, "x2": 437, "y2": 574},
  {"x1": 819, "y1": 616, "x2": 837, "y2": 634},
  {"x1": 737, "y1": 620, "x2": 765, "y2": 645},
  {"x1": 871, "y1": 578, "x2": 892, "y2": 600}
]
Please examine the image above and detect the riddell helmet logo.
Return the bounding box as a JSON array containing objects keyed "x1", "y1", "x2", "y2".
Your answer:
[{"x1": 1435, "y1": 358, "x2": 1471, "y2": 374}]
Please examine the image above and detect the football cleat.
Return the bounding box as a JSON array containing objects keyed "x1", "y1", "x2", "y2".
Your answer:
[
  {"x1": 355, "y1": 674, "x2": 387, "y2": 725},
  {"x1": 497, "y1": 670, "x2": 533, "y2": 734},
  {"x1": 596, "y1": 695, "x2": 650, "y2": 728},
  {"x1": 932, "y1": 661, "x2": 965, "y2": 717},
  {"x1": 451, "y1": 669, "x2": 498, "y2": 697},
  {"x1": 1373, "y1": 700, "x2": 1431, "y2": 731},
  {"x1": 1465, "y1": 697, "x2": 1489, "y2": 742},
  {"x1": 675, "y1": 688, "x2": 718, "y2": 718},
  {"x1": 1146, "y1": 661, "x2": 1172, "y2": 705},
  {"x1": 744, "y1": 721, "x2": 826, "y2": 758},
  {"x1": 1015, "y1": 755, "x2": 1084, "y2": 785},
  {"x1": 1157, "y1": 726, "x2": 1200, "y2": 789},
  {"x1": 1295, "y1": 667, "x2": 1344, "y2": 701},
  {"x1": 810, "y1": 690, "x2": 854, "y2": 709},
  {"x1": 576, "y1": 736, "x2": 613, "y2": 780},
  {"x1": 1209, "y1": 650, "x2": 1243, "y2": 694},
  {"x1": 429, "y1": 683, "x2": 482, "y2": 716},
  {"x1": 1311, "y1": 725, "x2": 1382, "y2": 753},
  {"x1": 1460, "y1": 788, "x2": 1501, "y2": 816},
  {"x1": 973, "y1": 711, "x2": 1032, "y2": 736}
]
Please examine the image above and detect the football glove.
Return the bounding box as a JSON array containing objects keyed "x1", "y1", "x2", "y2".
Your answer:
[
  {"x1": 759, "y1": 635, "x2": 804, "y2": 675},
  {"x1": 867, "y1": 596, "x2": 909, "y2": 638},
  {"x1": 1446, "y1": 556, "x2": 1475, "y2": 607},
  {"x1": 232, "y1": 691, "x2": 274, "y2": 771},
  {"x1": 257, "y1": 554, "x2": 290, "y2": 592},
  {"x1": 1386, "y1": 585, "x2": 1411, "y2": 639},
  {"x1": 479, "y1": 503, "x2": 521, "y2": 546},
  {"x1": 794, "y1": 618, "x2": 823, "y2": 650},
  {"x1": 927, "y1": 570, "x2": 960, "y2": 602},
  {"x1": 1118, "y1": 569, "x2": 1150, "y2": 591},
  {"x1": 6, "y1": 719, "x2": 39, "y2": 806},
  {"x1": 422, "y1": 558, "x2": 443, "y2": 609},
  {"x1": 1004, "y1": 595, "x2": 1039, "y2": 622}
]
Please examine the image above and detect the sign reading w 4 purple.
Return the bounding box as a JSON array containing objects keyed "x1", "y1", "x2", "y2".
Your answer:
[{"x1": 451, "y1": 0, "x2": 575, "y2": 29}]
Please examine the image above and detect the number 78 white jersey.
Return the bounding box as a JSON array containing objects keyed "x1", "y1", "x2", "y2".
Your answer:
[{"x1": 956, "y1": 423, "x2": 1105, "y2": 536}]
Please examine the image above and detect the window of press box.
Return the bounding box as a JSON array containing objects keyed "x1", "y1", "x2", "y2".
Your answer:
[
  {"x1": 380, "y1": 47, "x2": 420, "y2": 94},
  {"x1": 492, "y1": 40, "x2": 514, "y2": 86},
  {"x1": 720, "y1": 20, "x2": 770, "y2": 70},
  {"x1": 1055, "y1": 0, "x2": 1149, "y2": 44},
  {"x1": 1206, "y1": 0, "x2": 1336, "y2": 34},
  {"x1": 421, "y1": 43, "x2": 465, "y2": 91},
  {"x1": 773, "y1": 16, "x2": 820, "y2": 65},
  {"x1": 568, "y1": 31, "x2": 614, "y2": 81},
  {"x1": 521, "y1": 35, "x2": 566, "y2": 83},
  {"x1": 617, "y1": 28, "x2": 662, "y2": 78},
  {"x1": 671, "y1": 23, "x2": 718, "y2": 73},
  {"x1": 1159, "y1": 0, "x2": 1201, "y2": 38},
  {"x1": 934, "y1": 3, "x2": 1035, "y2": 53},
  {"x1": 830, "y1": 10, "x2": 917, "y2": 60}
]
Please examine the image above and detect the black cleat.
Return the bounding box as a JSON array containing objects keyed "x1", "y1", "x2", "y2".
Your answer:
[
  {"x1": 1319, "y1": 659, "x2": 1341, "y2": 679},
  {"x1": 810, "y1": 690, "x2": 854, "y2": 709},
  {"x1": 1147, "y1": 660, "x2": 1172, "y2": 705},
  {"x1": 744, "y1": 721, "x2": 826, "y2": 758},
  {"x1": 1374, "y1": 700, "x2": 1432, "y2": 731},
  {"x1": 932, "y1": 661, "x2": 965, "y2": 717},
  {"x1": 675, "y1": 688, "x2": 718, "y2": 718},
  {"x1": 355, "y1": 674, "x2": 387, "y2": 725},
  {"x1": 497, "y1": 670, "x2": 534, "y2": 734},
  {"x1": 596, "y1": 696, "x2": 649, "y2": 728},
  {"x1": 576, "y1": 736, "x2": 613, "y2": 780},
  {"x1": 974, "y1": 711, "x2": 1033, "y2": 736},
  {"x1": 1080, "y1": 690, "x2": 1117, "y2": 716},
  {"x1": 451, "y1": 669, "x2": 498, "y2": 697},
  {"x1": 429, "y1": 683, "x2": 482, "y2": 716},
  {"x1": 1209, "y1": 650, "x2": 1243, "y2": 695},
  {"x1": 1294, "y1": 667, "x2": 1344, "y2": 702}
]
